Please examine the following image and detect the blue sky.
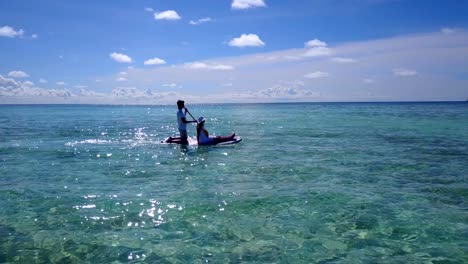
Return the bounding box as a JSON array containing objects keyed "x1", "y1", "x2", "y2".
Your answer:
[{"x1": 1, "y1": 0, "x2": 467, "y2": 103}]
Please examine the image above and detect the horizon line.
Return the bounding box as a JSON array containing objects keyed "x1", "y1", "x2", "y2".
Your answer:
[{"x1": 0, "y1": 100, "x2": 466, "y2": 107}]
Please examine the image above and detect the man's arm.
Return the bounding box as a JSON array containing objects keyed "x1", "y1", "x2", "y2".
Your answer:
[{"x1": 181, "y1": 117, "x2": 196, "y2": 124}]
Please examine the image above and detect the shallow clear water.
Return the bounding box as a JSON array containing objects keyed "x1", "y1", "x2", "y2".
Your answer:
[{"x1": 0, "y1": 103, "x2": 467, "y2": 263}]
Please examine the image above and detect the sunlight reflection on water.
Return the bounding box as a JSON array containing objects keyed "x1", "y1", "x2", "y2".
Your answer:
[{"x1": 0, "y1": 103, "x2": 467, "y2": 262}]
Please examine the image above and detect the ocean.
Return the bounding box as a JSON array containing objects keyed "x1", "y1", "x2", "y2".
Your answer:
[{"x1": 0, "y1": 102, "x2": 467, "y2": 263}]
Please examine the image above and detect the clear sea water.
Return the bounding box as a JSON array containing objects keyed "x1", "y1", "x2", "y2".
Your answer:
[{"x1": 0, "y1": 103, "x2": 467, "y2": 263}]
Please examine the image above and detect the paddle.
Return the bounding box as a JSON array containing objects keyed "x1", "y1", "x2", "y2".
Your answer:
[{"x1": 184, "y1": 107, "x2": 198, "y2": 124}]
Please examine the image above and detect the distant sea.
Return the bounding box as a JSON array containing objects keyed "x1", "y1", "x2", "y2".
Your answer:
[{"x1": 0, "y1": 102, "x2": 467, "y2": 263}]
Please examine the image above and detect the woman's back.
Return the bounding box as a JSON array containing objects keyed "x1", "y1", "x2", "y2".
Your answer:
[{"x1": 197, "y1": 126, "x2": 214, "y2": 145}]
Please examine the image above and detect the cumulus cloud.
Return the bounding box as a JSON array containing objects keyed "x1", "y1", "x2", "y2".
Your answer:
[
  {"x1": 233, "y1": 80, "x2": 320, "y2": 101},
  {"x1": 116, "y1": 77, "x2": 128, "y2": 82},
  {"x1": 331, "y1": 57, "x2": 356, "y2": 63},
  {"x1": 0, "y1": 26, "x2": 24, "y2": 38},
  {"x1": 39, "y1": 79, "x2": 48, "y2": 83},
  {"x1": 110, "y1": 52, "x2": 133, "y2": 63},
  {"x1": 154, "y1": 10, "x2": 181, "y2": 20},
  {"x1": 73, "y1": 85, "x2": 88, "y2": 89},
  {"x1": 77, "y1": 88, "x2": 104, "y2": 97},
  {"x1": 48, "y1": 89, "x2": 72, "y2": 97},
  {"x1": 393, "y1": 68, "x2": 417, "y2": 77},
  {"x1": 8, "y1": 71, "x2": 29, "y2": 78},
  {"x1": 184, "y1": 62, "x2": 234, "y2": 70},
  {"x1": 189, "y1": 17, "x2": 212, "y2": 25},
  {"x1": 0, "y1": 73, "x2": 189, "y2": 104},
  {"x1": 0, "y1": 75, "x2": 19, "y2": 88},
  {"x1": 112, "y1": 87, "x2": 150, "y2": 98},
  {"x1": 0, "y1": 75, "x2": 71, "y2": 98},
  {"x1": 303, "y1": 47, "x2": 331, "y2": 57},
  {"x1": 144, "y1": 57, "x2": 167, "y2": 65},
  {"x1": 31, "y1": 34, "x2": 38, "y2": 39},
  {"x1": 228, "y1": 34, "x2": 265, "y2": 47},
  {"x1": 304, "y1": 71, "x2": 330, "y2": 79},
  {"x1": 305, "y1": 39, "x2": 327, "y2": 48},
  {"x1": 56, "y1": 81, "x2": 66, "y2": 85},
  {"x1": 23, "y1": 81, "x2": 34, "y2": 87},
  {"x1": 144, "y1": 7, "x2": 154, "y2": 12},
  {"x1": 232, "y1": 0, "x2": 266, "y2": 9},
  {"x1": 303, "y1": 39, "x2": 332, "y2": 57},
  {"x1": 4, "y1": 29, "x2": 467, "y2": 104},
  {"x1": 5, "y1": 88, "x2": 73, "y2": 98}
]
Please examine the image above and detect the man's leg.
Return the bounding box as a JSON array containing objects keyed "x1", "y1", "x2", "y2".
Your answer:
[{"x1": 179, "y1": 129, "x2": 188, "y2": 145}]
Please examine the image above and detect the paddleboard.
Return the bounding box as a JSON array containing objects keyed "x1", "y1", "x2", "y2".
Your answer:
[
  {"x1": 162, "y1": 136, "x2": 242, "y2": 146},
  {"x1": 212, "y1": 136, "x2": 242, "y2": 145},
  {"x1": 161, "y1": 136, "x2": 197, "y2": 145}
]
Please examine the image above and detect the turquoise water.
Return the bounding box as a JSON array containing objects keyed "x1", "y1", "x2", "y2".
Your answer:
[{"x1": 0, "y1": 103, "x2": 467, "y2": 263}]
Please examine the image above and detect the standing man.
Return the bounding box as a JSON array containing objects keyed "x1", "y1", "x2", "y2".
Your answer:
[{"x1": 176, "y1": 100, "x2": 196, "y2": 145}]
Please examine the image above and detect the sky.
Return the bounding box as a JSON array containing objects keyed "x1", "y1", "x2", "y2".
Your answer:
[{"x1": 1, "y1": 0, "x2": 468, "y2": 104}]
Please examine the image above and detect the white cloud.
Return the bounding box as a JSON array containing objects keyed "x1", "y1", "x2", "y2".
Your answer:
[
  {"x1": 228, "y1": 34, "x2": 265, "y2": 47},
  {"x1": 77, "y1": 88, "x2": 104, "y2": 97},
  {"x1": 39, "y1": 79, "x2": 48, "y2": 84},
  {"x1": 144, "y1": 57, "x2": 167, "y2": 65},
  {"x1": 234, "y1": 80, "x2": 319, "y2": 101},
  {"x1": 116, "y1": 77, "x2": 128, "y2": 82},
  {"x1": 110, "y1": 52, "x2": 132, "y2": 63},
  {"x1": 154, "y1": 10, "x2": 181, "y2": 20},
  {"x1": 303, "y1": 47, "x2": 331, "y2": 57},
  {"x1": 304, "y1": 47, "x2": 332, "y2": 57},
  {"x1": 31, "y1": 34, "x2": 38, "y2": 39},
  {"x1": 331, "y1": 57, "x2": 356, "y2": 63},
  {"x1": 304, "y1": 71, "x2": 330, "y2": 79},
  {"x1": 393, "y1": 68, "x2": 417, "y2": 77},
  {"x1": 0, "y1": 73, "x2": 187, "y2": 104},
  {"x1": 8, "y1": 71, "x2": 29, "y2": 78},
  {"x1": 232, "y1": 0, "x2": 266, "y2": 9},
  {"x1": 0, "y1": 75, "x2": 20, "y2": 88},
  {"x1": 56, "y1": 81, "x2": 66, "y2": 85},
  {"x1": 441, "y1": 27, "x2": 456, "y2": 34},
  {"x1": 0, "y1": 75, "x2": 72, "y2": 98},
  {"x1": 189, "y1": 17, "x2": 212, "y2": 25},
  {"x1": 184, "y1": 62, "x2": 234, "y2": 70},
  {"x1": 305, "y1": 39, "x2": 327, "y2": 48},
  {"x1": 119, "y1": 71, "x2": 127, "y2": 75},
  {"x1": 303, "y1": 38, "x2": 332, "y2": 57},
  {"x1": 73, "y1": 85, "x2": 88, "y2": 89},
  {"x1": 23, "y1": 81, "x2": 34, "y2": 87},
  {"x1": 0, "y1": 26, "x2": 24, "y2": 38},
  {"x1": 49, "y1": 89, "x2": 72, "y2": 97},
  {"x1": 144, "y1": 7, "x2": 154, "y2": 12},
  {"x1": 112, "y1": 87, "x2": 149, "y2": 98},
  {"x1": 3, "y1": 30, "x2": 468, "y2": 104}
]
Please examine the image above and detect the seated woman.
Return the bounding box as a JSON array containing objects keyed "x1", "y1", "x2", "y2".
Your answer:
[{"x1": 196, "y1": 116, "x2": 235, "y2": 145}]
